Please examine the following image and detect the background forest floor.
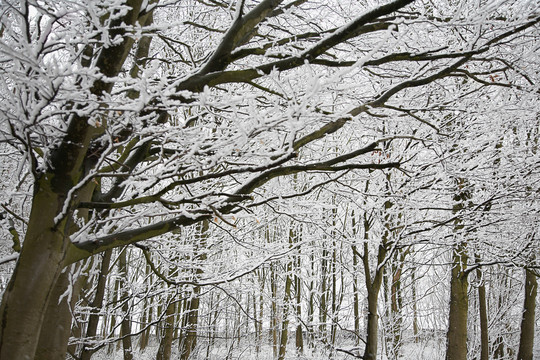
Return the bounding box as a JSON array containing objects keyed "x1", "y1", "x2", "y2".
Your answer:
[
  {"x1": 90, "y1": 338, "x2": 448, "y2": 359},
  {"x1": 88, "y1": 326, "x2": 540, "y2": 359}
]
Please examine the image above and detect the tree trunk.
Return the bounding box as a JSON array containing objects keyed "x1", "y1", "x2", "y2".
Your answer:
[
  {"x1": 278, "y1": 265, "x2": 293, "y2": 360},
  {"x1": 179, "y1": 220, "x2": 208, "y2": 360},
  {"x1": 445, "y1": 176, "x2": 471, "y2": 360},
  {"x1": 255, "y1": 270, "x2": 265, "y2": 353},
  {"x1": 351, "y1": 211, "x2": 361, "y2": 346},
  {"x1": 0, "y1": 180, "x2": 73, "y2": 359},
  {"x1": 270, "y1": 263, "x2": 279, "y2": 357},
  {"x1": 35, "y1": 265, "x2": 82, "y2": 360},
  {"x1": 362, "y1": 232, "x2": 386, "y2": 359},
  {"x1": 387, "y1": 252, "x2": 404, "y2": 359},
  {"x1": 0, "y1": 3, "x2": 149, "y2": 357},
  {"x1": 411, "y1": 267, "x2": 419, "y2": 342},
  {"x1": 138, "y1": 264, "x2": 152, "y2": 351},
  {"x1": 364, "y1": 286, "x2": 381, "y2": 360},
  {"x1": 80, "y1": 250, "x2": 113, "y2": 360},
  {"x1": 156, "y1": 299, "x2": 176, "y2": 360},
  {"x1": 361, "y1": 204, "x2": 387, "y2": 360},
  {"x1": 445, "y1": 243, "x2": 469, "y2": 360},
  {"x1": 108, "y1": 275, "x2": 122, "y2": 354},
  {"x1": 307, "y1": 251, "x2": 315, "y2": 348},
  {"x1": 319, "y1": 246, "x2": 329, "y2": 342},
  {"x1": 119, "y1": 249, "x2": 134, "y2": 360},
  {"x1": 517, "y1": 268, "x2": 537, "y2": 360},
  {"x1": 476, "y1": 263, "x2": 489, "y2": 360},
  {"x1": 294, "y1": 264, "x2": 304, "y2": 354},
  {"x1": 179, "y1": 294, "x2": 201, "y2": 360}
]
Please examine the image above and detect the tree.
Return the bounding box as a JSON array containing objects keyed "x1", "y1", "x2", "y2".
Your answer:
[{"x1": 0, "y1": 0, "x2": 539, "y2": 358}]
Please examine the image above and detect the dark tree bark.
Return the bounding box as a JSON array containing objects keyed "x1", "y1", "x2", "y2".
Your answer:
[
  {"x1": 445, "y1": 243, "x2": 469, "y2": 360},
  {"x1": 476, "y1": 262, "x2": 489, "y2": 360},
  {"x1": 517, "y1": 268, "x2": 538, "y2": 360},
  {"x1": 119, "y1": 249, "x2": 134, "y2": 360},
  {"x1": 80, "y1": 250, "x2": 113, "y2": 360}
]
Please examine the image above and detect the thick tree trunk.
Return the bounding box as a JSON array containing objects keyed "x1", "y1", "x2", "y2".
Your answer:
[
  {"x1": 35, "y1": 265, "x2": 79, "y2": 360},
  {"x1": 364, "y1": 287, "x2": 381, "y2": 360},
  {"x1": 0, "y1": 182, "x2": 72, "y2": 359},
  {"x1": 445, "y1": 177, "x2": 471, "y2": 360},
  {"x1": 0, "y1": 3, "x2": 149, "y2": 357},
  {"x1": 517, "y1": 268, "x2": 537, "y2": 360},
  {"x1": 36, "y1": 179, "x2": 97, "y2": 360},
  {"x1": 445, "y1": 244, "x2": 469, "y2": 360}
]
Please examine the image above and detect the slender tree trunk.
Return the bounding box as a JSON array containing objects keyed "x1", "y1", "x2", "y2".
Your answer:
[
  {"x1": 270, "y1": 262, "x2": 279, "y2": 357},
  {"x1": 156, "y1": 299, "x2": 177, "y2": 360},
  {"x1": 307, "y1": 250, "x2": 315, "y2": 348},
  {"x1": 157, "y1": 255, "x2": 180, "y2": 360},
  {"x1": 179, "y1": 293, "x2": 201, "y2": 360},
  {"x1": 359, "y1": 179, "x2": 385, "y2": 360},
  {"x1": 139, "y1": 264, "x2": 152, "y2": 351},
  {"x1": 278, "y1": 263, "x2": 293, "y2": 360},
  {"x1": 80, "y1": 250, "x2": 113, "y2": 360},
  {"x1": 320, "y1": 246, "x2": 329, "y2": 342},
  {"x1": 411, "y1": 267, "x2": 419, "y2": 342},
  {"x1": 138, "y1": 301, "x2": 150, "y2": 351},
  {"x1": 119, "y1": 249, "x2": 134, "y2": 360},
  {"x1": 179, "y1": 220, "x2": 208, "y2": 360},
  {"x1": 255, "y1": 269, "x2": 265, "y2": 353},
  {"x1": 475, "y1": 261, "x2": 489, "y2": 360},
  {"x1": 351, "y1": 211, "x2": 361, "y2": 346},
  {"x1": 252, "y1": 292, "x2": 260, "y2": 352},
  {"x1": 362, "y1": 216, "x2": 386, "y2": 360},
  {"x1": 387, "y1": 252, "x2": 404, "y2": 359},
  {"x1": 493, "y1": 267, "x2": 508, "y2": 359},
  {"x1": 108, "y1": 275, "x2": 122, "y2": 354},
  {"x1": 330, "y1": 239, "x2": 338, "y2": 347},
  {"x1": 294, "y1": 258, "x2": 304, "y2": 354},
  {"x1": 517, "y1": 268, "x2": 538, "y2": 360}
]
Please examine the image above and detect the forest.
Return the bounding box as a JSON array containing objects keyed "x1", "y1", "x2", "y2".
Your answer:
[{"x1": 0, "y1": 0, "x2": 538, "y2": 359}]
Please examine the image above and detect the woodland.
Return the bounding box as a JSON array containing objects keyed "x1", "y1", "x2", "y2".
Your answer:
[{"x1": 0, "y1": 0, "x2": 539, "y2": 359}]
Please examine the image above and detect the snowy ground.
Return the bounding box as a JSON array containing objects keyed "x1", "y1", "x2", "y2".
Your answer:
[{"x1": 90, "y1": 338, "x2": 446, "y2": 360}]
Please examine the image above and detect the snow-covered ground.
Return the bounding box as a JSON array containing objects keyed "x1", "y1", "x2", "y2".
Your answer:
[{"x1": 89, "y1": 338, "x2": 446, "y2": 360}]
